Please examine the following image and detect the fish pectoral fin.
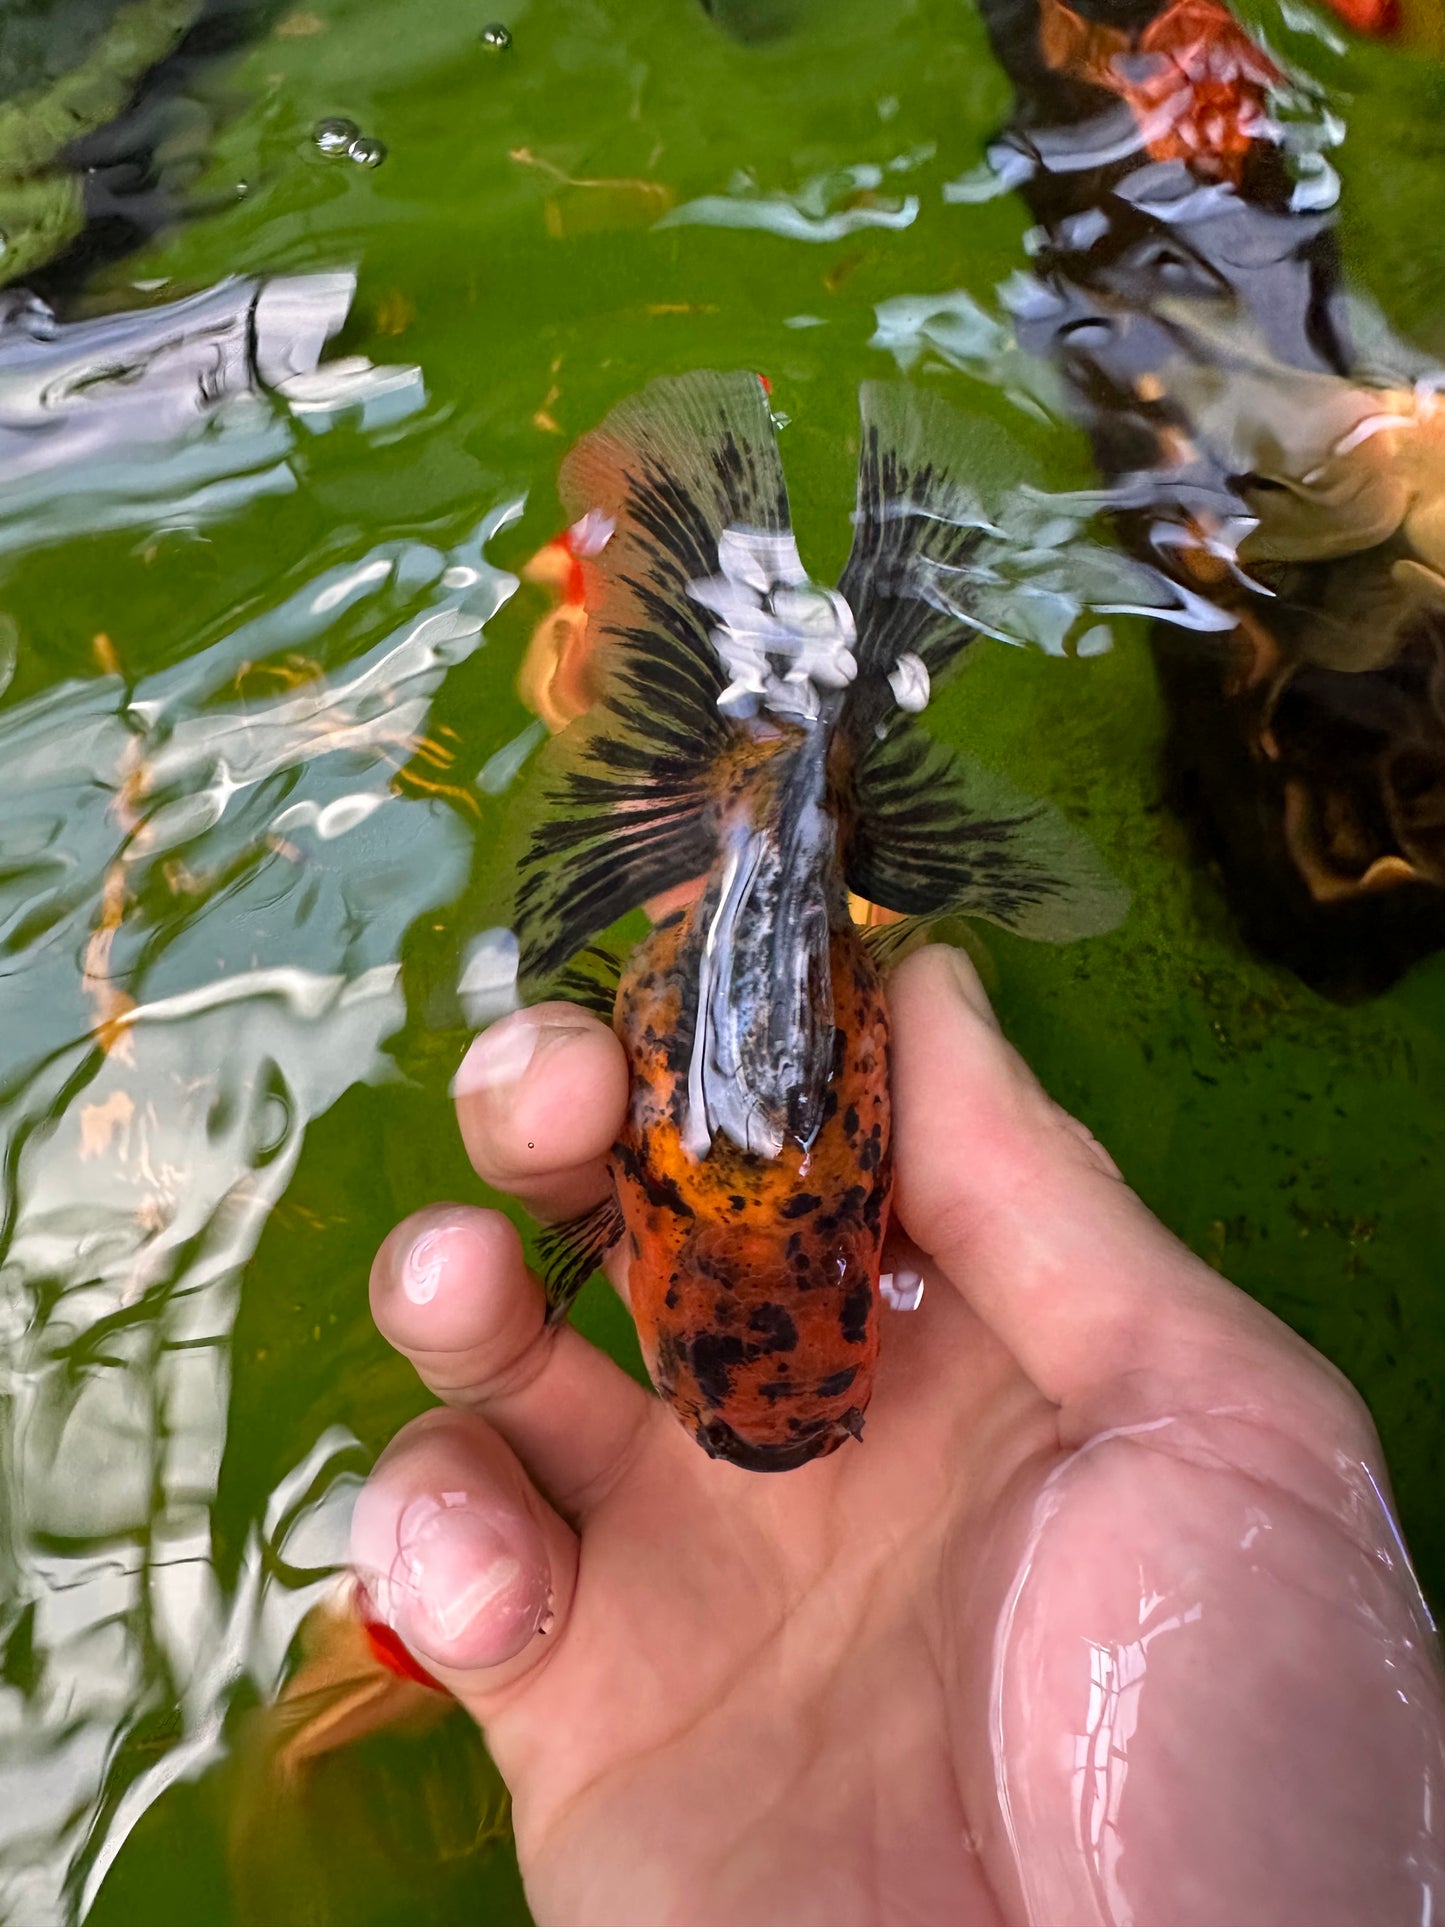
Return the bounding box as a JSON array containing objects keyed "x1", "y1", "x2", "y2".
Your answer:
[
  {"x1": 536, "y1": 1193, "x2": 626, "y2": 1323},
  {"x1": 547, "y1": 941, "x2": 625, "y2": 1019},
  {"x1": 846, "y1": 729, "x2": 1128, "y2": 942}
]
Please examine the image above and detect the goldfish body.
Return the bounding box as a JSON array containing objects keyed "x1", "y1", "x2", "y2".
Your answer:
[
  {"x1": 506, "y1": 373, "x2": 1124, "y2": 1470},
  {"x1": 1038, "y1": 0, "x2": 1281, "y2": 184}
]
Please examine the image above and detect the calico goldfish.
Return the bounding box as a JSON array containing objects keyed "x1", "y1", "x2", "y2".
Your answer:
[
  {"x1": 1036, "y1": 0, "x2": 1282, "y2": 184},
  {"x1": 503, "y1": 371, "x2": 1125, "y2": 1471}
]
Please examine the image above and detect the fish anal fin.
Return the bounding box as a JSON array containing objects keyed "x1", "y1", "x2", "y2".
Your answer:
[{"x1": 537, "y1": 1193, "x2": 626, "y2": 1323}]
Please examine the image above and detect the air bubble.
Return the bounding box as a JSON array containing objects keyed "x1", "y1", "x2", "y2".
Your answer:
[
  {"x1": 480, "y1": 22, "x2": 512, "y2": 49},
  {"x1": 313, "y1": 116, "x2": 360, "y2": 154},
  {"x1": 348, "y1": 135, "x2": 387, "y2": 168},
  {"x1": 769, "y1": 409, "x2": 791, "y2": 431}
]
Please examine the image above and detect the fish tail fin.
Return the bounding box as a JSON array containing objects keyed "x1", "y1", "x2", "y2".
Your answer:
[
  {"x1": 547, "y1": 941, "x2": 625, "y2": 1020},
  {"x1": 837, "y1": 381, "x2": 993, "y2": 741},
  {"x1": 239, "y1": 1582, "x2": 449, "y2": 1788},
  {"x1": 835, "y1": 382, "x2": 1126, "y2": 941},
  {"x1": 227, "y1": 1582, "x2": 509, "y2": 1924},
  {"x1": 847, "y1": 727, "x2": 1128, "y2": 940},
  {"x1": 504, "y1": 371, "x2": 793, "y2": 985}
]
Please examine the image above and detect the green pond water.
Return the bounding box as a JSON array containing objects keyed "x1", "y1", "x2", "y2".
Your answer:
[{"x1": 1, "y1": 0, "x2": 1443, "y2": 1920}]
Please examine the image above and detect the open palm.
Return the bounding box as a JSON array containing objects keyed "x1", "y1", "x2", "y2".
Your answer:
[{"x1": 356, "y1": 947, "x2": 1444, "y2": 1927}]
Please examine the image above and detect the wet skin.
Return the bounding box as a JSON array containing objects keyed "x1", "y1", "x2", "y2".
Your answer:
[{"x1": 358, "y1": 946, "x2": 1445, "y2": 1927}]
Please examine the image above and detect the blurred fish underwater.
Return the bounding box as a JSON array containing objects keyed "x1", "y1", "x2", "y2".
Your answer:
[
  {"x1": 498, "y1": 368, "x2": 1124, "y2": 1470},
  {"x1": 0, "y1": 0, "x2": 286, "y2": 294},
  {"x1": 964, "y1": 0, "x2": 1445, "y2": 996}
]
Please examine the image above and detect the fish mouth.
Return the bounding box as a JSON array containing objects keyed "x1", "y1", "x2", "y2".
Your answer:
[{"x1": 693, "y1": 1407, "x2": 865, "y2": 1472}]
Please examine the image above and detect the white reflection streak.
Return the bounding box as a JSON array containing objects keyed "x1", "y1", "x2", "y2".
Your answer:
[
  {"x1": 0, "y1": 501, "x2": 523, "y2": 1926},
  {"x1": 1074, "y1": 1601, "x2": 1204, "y2": 1927},
  {"x1": 990, "y1": 1414, "x2": 1179, "y2": 1927},
  {"x1": 78, "y1": 1430, "x2": 364, "y2": 1919}
]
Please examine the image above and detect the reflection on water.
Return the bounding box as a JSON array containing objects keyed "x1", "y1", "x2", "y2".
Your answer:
[
  {"x1": 0, "y1": 0, "x2": 1440, "y2": 1917},
  {"x1": 0, "y1": 0, "x2": 285, "y2": 294},
  {"x1": 0, "y1": 274, "x2": 520, "y2": 1904},
  {"x1": 969, "y1": 0, "x2": 1445, "y2": 993},
  {"x1": 0, "y1": 269, "x2": 422, "y2": 555}
]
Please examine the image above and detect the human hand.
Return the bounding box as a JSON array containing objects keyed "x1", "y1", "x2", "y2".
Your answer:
[{"x1": 355, "y1": 945, "x2": 1445, "y2": 1927}]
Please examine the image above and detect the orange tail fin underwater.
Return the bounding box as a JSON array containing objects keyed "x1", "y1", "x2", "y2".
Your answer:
[
  {"x1": 242, "y1": 1579, "x2": 452, "y2": 1785},
  {"x1": 496, "y1": 373, "x2": 1127, "y2": 1471}
]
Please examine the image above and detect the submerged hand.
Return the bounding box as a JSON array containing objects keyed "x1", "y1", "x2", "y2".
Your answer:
[{"x1": 356, "y1": 946, "x2": 1445, "y2": 1927}]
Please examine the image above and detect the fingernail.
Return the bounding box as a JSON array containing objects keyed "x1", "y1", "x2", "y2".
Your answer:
[
  {"x1": 939, "y1": 945, "x2": 1002, "y2": 1032},
  {"x1": 453, "y1": 1014, "x2": 542, "y2": 1098},
  {"x1": 452, "y1": 1015, "x2": 588, "y2": 1101},
  {"x1": 382, "y1": 1495, "x2": 552, "y2": 1671},
  {"x1": 402, "y1": 1228, "x2": 445, "y2": 1305}
]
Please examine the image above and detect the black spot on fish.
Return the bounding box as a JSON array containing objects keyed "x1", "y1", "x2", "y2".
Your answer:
[
  {"x1": 730, "y1": 1194, "x2": 747, "y2": 1213},
  {"x1": 664, "y1": 1282, "x2": 680, "y2": 1310},
  {"x1": 747, "y1": 1303, "x2": 798, "y2": 1354},
  {"x1": 781, "y1": 1192, "x2": 822, "y2": 1220},
  {"x1": 858, "y1": 1136, "x2": 881, "y2": 1173},
  {"x1": 694, "y1": 1247, "x2": 738, "y2": 1289},
  {"x1": 815, "y1": 1366, "x2": 859, "y2": 1398},
  {"x1": 843, "y1": 1105, "x2": 860, "y2": 1138},
  {"x1": 759, "y1": 1377, "x2": 799, "y2": 1401},
  {"x1": 816, "y1": 1185, "x2": 867, "y2": 1236},
  {"x1": 840, "y1": 1282, "x2": 872, "y2": 1345},
  {"x1": 642, "y1": 1167, "x2": 693, "y2": 1216},
  {"x1": 713, "y1": 1295, "x2": 740, "y2": 1328},
  {"x1": 685, "y1": 1330, "x2": 749, "y2": 1406}
]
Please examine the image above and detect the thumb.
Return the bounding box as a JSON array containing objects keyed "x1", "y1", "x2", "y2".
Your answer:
[
  {"x1": 351, "y1": 1408, "x2": 576, "y2": 1702},
  {"x1": 887, "y1": 944, "x2": 1310, "y2": 1416}
]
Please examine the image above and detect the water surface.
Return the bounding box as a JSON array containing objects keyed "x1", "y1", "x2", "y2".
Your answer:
[{"x1": 1, "y1": 0, "x2": 1443, "y2": 1920}]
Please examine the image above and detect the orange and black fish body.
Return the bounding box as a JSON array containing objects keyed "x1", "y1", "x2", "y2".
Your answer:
[
  {"x1": 509, "y1": 371, "x2": 1122, "y2": 1471},
  {"x1": 609, "y1": 727, "x2": 891, "y2": 1469},
  {"x1": 1033, "y1": 0, "x2": 1282, "y2": 186}
]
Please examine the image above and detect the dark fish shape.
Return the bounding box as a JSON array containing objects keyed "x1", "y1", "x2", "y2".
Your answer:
[
  {"x1": 975, "y1": 0, "x2": 1445, "y2": 995},
  {"x1": 503, "y1": 371, "x2": 1126, "y2": 1471},
  {"x1": 695, "y1": 0, "x2": 812, "y2": 42}
]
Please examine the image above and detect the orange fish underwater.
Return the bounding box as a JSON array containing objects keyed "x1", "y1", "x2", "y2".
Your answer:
[{"x1": 505, "y1": 371, "x2": 1125, "y2": 1471}]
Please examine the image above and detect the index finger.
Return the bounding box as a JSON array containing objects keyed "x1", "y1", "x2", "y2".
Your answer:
[{"x1": 453, "y1": 1003, "x2": 629, "y2": 1223}]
